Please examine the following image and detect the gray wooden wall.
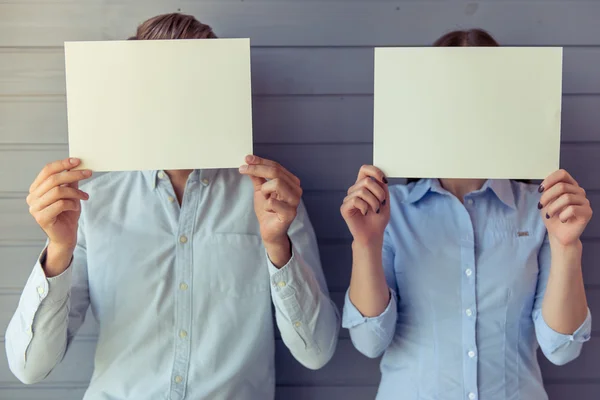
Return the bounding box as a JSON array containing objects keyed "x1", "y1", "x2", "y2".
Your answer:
[{"x1": 1, "y1": 1, "x2": 599, "y2": 399}]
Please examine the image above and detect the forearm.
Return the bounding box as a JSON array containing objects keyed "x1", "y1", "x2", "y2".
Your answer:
[
  {"x1": 5, "y1": 259, "x2": 73, "y2": 384},
  {"x1": 349, "y1": 240, "x2": 390, "y2": 317},
  {"x1": 270, "y1": 249, "x2": 339, "y2": 370},
  {"x1": 542, "y1": 239, "x2": 588, "y2": 334}
]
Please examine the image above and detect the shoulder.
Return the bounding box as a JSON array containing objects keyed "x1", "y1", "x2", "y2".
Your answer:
[
  {"x1": 79, "y1": 171, "x2": 140, "y2": 194},
  {"x1": 510, "y1": 180, "x2": 542, "y2": 212}
]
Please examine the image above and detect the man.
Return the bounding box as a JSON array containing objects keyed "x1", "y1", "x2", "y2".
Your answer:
[{"x1": 5, "y1": 13, "x2": 340, "y2": 400}]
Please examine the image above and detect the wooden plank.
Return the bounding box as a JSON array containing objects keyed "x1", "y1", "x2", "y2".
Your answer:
[
  {"x1": 3, "y1": 2, "x2": 600, "y2": 47},
  {"x1": 2, "y1": 47, "x2": 600, "y2": 96},
  {"x1": 3, "y1": 94, "x2": 599, "y2": 145}
]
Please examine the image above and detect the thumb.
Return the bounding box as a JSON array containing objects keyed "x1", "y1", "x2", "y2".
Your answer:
[{"x1": 247, "y1": 175, "x2": 266, "y2": 191}]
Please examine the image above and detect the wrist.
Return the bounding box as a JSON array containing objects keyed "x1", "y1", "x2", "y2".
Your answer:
[
  {"x1": 352, "y1": 236, "x2": 384, "y2": 251},
  {"x1": 548, "y1": 238, "x2": 583, "y2": 269},
  {"x1": 44, "y1": 242, "x2": 74, "y2": 278},
  {"x1": 264, "y1": 236, "x2": 292, "y2": 269}
]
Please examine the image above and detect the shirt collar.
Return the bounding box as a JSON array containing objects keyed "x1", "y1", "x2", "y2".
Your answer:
[
  {"x1": 142, "y1": 169, "x2": 218, "y2": 190},
  {"x1": 404, "y1": 178, "x2": 516, "y2": 209}
]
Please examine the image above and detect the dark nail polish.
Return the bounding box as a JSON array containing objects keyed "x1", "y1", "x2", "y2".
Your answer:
[
  {"x1": 538, "y1": 184, "x2": 544, "y2": 193},
  {"x1": 382, "y1": 199, "x2": 387, "y2": 206},
  {"x1": 383, "y1": 177, "x2": 389, "y2": 184},
  {"x1": 376, "y1": 208, "x2": 381, "y2": 214},
  {"x1": 537, "y1": 202, "x2": 543, "y2": 210},
  {"x1": 546, "y1": 213, "x2": 550, "y2": 219}
]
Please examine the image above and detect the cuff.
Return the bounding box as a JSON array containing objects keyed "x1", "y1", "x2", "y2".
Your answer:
[
  {"x1": 267, "y1": 244, "x2": 307, "y2": 299},
  {"x1": 342, "y1": 289, "x2": 396, "y2": 329},
  {"x1": 31, "y1": 247, "x2": 73, "y2": 305},
  {"x1": 536, "y1": 308, "x2": 592, "y2": 354}
]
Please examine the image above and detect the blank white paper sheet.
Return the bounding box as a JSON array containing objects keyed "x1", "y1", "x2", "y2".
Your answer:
[
  {"x1": 64, "y1": 38, "x2": 253, "y2": 171},
  {"x1": 373, "y1": 47, "x2": 563, "y2": 179}
]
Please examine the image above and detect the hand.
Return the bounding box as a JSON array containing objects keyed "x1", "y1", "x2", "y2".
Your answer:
[
  {"x1": 26, "y1": 158, "x2": 91, "y2": 275},
  {"x1": 239, "y1": 155, "x2": 302, "y2": 266},
  {"x1": 539, "y1": 169, "x2": 593, "y2": 247},
  {"x1": 341, "y1": 165, "x2": 390, "y2": 246}
]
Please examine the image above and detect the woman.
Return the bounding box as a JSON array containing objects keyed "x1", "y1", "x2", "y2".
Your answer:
[{"x1": 341, "y1": 29, "x2": 592, "y2": 400}]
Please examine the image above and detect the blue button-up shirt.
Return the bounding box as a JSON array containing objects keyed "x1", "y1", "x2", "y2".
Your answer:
[
  {"x1": 6, "y1": 169, "x2": 340, "y2": 400},
  {"x1": 343, "y1": 179, "x2": 591, "y2": 400}
]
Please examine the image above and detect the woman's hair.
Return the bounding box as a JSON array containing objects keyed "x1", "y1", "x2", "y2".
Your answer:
[
  {"x1": 407, "y1": 29, "x2": 530, "y2": 185},
  {"x1": 129, "y1": 13, "x2": 217, "y2": 40}
]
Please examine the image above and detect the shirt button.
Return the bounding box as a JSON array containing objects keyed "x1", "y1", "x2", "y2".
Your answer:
[
  {"x1": 179, "y1": 330, "x2": 188, "y2": 339},
  {"x1": 466, "y1": 199, "x2": 474, "y2": 205},
  {"x1": 468, "y1": 393, "x2": 476, "y2": 400},
  {"x1": 201, "y1": 178, "x2": 209, "y2": 185},
  {"x1": 179, "y1": 235, "x2": 188, "y2": 244},
  {"x1": 157, "y1": 171, "x2": 165, "y2": 180},
  {"x1": 277, "y1": 281, "x2": 286, "y2": 288},
  {"x1": 465, "y1": 268, "x2": 473, "y2": 277},
  {"x1": 466, "y1": 309, "x2": 473, "y2": 317},
  {"x1": 174, "y1": 376, "x2": 183, "y2": 384},
  {"x1": 294, "y1": 321, "x2": 302, "y2": 328},
  {"x1": 468, "y1": 350, "x2": 476, "y2": 358},
  {"x1": 37, "y1": 286, "x2": 45, "y2": 295},
  {"x1": 180, "y1": 283, "x2": 188, "y2": 291},
  {"x1": 167, "y1": 196, "x2": 175, "y2": 203}
]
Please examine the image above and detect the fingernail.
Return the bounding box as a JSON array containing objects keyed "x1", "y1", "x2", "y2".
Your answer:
[
  {"x1": 82, "y1": 170, "x2": 92, "y2": 177},
  {"x1": 546, "y1": 213, "x2": 550, "y2": 219},
  {"x1": 537, "y1": 202, "x2": 543, "y2": 210},
  {"x1": 369, "y1": 176, "x2": 375, "y2": 181},
  {"x1": 376, "y1": 208, "x2": 380, "y2": 214},
  {"x1": 83, "y1": 192, "x2": 89, "y2": 199},
  {"x1": 69, "y1": 158, "x2": 78, "y2": 165},
  {"x1": 382, "y1": 199, "x2": 387, "y2": 206},
  {"x1": 538, "y1": 184, "x2": 544, "y2": 193},
  {"x1": 246, "y1": 155, "x2": 255, "y2": 163},
  {"x1": 383, "y1": 177, "x2": 389, "y2": 184},
  {"x1": 239, "y1": 165, "x2": 248, "y2": 172},
  {"x1": 365, "y1": 210, "x2": 368, "y2": 216}
]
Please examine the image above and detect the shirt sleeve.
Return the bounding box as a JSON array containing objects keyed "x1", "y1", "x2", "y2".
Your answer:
[
  {"x1": 4, "y1": 222, "x2": 90, "y2": 384},
  {"x1": 342, "y1": 227, "x2": 399, "y2": 358},
  {"x1": 268, "y1": 200, "x2": 340, "y2": 370},
  {"x1": 533, "y1": 233, "x2": 592, "y2": 366}
]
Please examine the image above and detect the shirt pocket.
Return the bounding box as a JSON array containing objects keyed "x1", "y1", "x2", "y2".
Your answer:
[{"x1": 202, "y1": 233, "x2": 270, "y2": 298}]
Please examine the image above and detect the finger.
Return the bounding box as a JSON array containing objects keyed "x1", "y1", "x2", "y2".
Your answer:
[
  {"x1": 35, "y1": 199, "x2": 80, "y2": 227},
  {"x1": 558, "y1": 205, "x2": 591, "y2": 224},
  {"x1": 348, "y1": 177, "x2": 387, "y2": 204},
  {"x1": 539, "y1": 182, "x2": 585, "y2": 209},
  {"x1": 30, "y1": 186, "x2": 89, "y2": 213},
  {"x1": 539, "y1": 169, "x2": 577, "y2": 193},
  {"x1": 357, "y1": 165, "x2": 388, "y2": 185},
  {"x1": 264, "y1": 197, "x2": 297, "y2": 224},
  {"x1": 261, "y1": 178, "x2": 302, "y2": 206},
  {"x1": 346, "y1": 188, "x2": 381, "y2": 213},
  {"x1": 240, "y1": 163, "x2": 300, "y2": 196},
  {"x1": 33, "y1": 169, "x2": 92, "y2": 198},
  {"x1": 246, "y1": 175, "x2": 267, "y2": 191},
  {"x1": 244, "y1": 155, "x2": 301, "y2": 186},
  {"x1": 545, "y1": 193, "x2": 588, "y2": 219},
  {"x1": 341, "y1": 196, "x2": 370, "y2": 217},
  {"x1": 30, "y1": 158, "x2": 81, "y2": 193}
]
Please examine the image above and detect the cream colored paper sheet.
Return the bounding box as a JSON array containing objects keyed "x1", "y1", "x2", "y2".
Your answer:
[
  {"x1": 65, "y1": 39, "x2": 252, "y2": 171},
  {"x1": 373, "y1": 47, "x2": 563, "y2": 179}
]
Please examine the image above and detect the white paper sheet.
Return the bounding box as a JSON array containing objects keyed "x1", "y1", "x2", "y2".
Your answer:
[
  {"x1": 373, "y1": 47, "x2": 563, "y2": 179},
  {"x1": 64, "y1": 39, "x2": 253, "y2": 171}
]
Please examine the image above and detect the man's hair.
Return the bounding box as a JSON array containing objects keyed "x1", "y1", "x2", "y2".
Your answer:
[{"x1": 129, "y1": 13, "x2": 217, "y2": 40}]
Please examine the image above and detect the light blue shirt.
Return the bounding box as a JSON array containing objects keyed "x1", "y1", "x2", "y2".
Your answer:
[
  {"x1": 6, "y1": 169, "x2": 340, "y2": 400},
  {"x1": 343, "y1": 179, "x2": 592, "y2": 400}
]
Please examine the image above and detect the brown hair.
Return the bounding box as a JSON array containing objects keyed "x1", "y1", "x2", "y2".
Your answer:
[
  {"x1": 407, "y1": 29, "x2": 530, "y2": 185},
  {"x1": 129, "y1": 13, "x2": 217, "y2": 40}
]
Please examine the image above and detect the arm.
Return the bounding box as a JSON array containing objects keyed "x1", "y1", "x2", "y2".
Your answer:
[
  {"x1": 5, "y1": 233, "x2": 90, "y2": 383},
  {"x1": 534, "y1": 169, "x2": 593, "y2": 365},
  {"x1": 533, "y1": 236, "x2": 591, "y2": 366},
  {"x1": 343, "y1": 230, "x2": 398, "y2": 358},
  {"x1": 268, "y1": 201, "x2": 340, "y2": 370},
  {"x1": 340, "y1": 165, "x2": 396, "y2": 358}
]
